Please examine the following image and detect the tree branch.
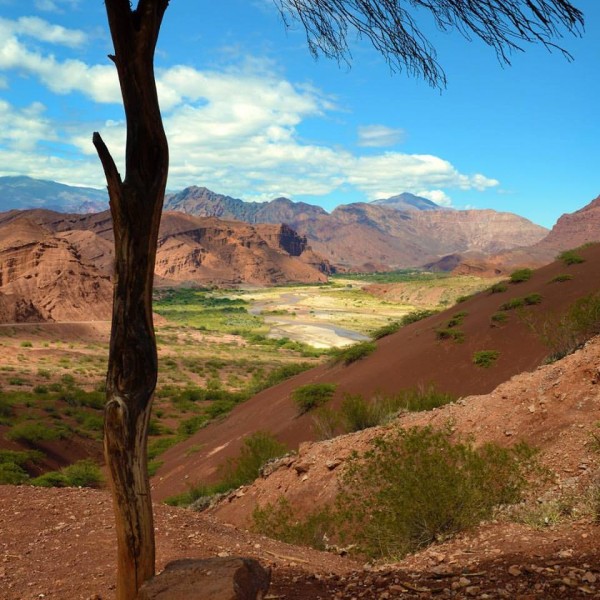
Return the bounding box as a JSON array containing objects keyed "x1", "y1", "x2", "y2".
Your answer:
[
  {"x1": 92, "y1": 132, "x2": 122, "y2": 193},
  {"x1": 273, "y1": 0, "x2": 584, "y2": 87}
]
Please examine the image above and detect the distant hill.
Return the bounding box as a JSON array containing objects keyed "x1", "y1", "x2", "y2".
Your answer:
[
  {"x1": 0, "y1": 176, "x2": 108, "y2": 213},
  {"x1": 432, "y1": 194, "x2": 600, "y2": 277},
  {"x1": 0, "y1": 209, "x2": 331, "y2": 323},
  {"x1": 165, "y1": 186, "x2": 548, "y2": 271},
  {"x1": 370, "y1": 191, "x2": 447, "y2": 211},
  {"x1": 164, "y1": 186, "x2": 328, "y2": 224}
]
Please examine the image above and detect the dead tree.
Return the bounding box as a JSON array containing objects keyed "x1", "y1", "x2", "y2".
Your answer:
[
  {"x1": 94, "y1": 1, "x2": 582, "y2": 598},
  {"x1": 93, "y1": 1, "x2": 169, "y2": 599}
]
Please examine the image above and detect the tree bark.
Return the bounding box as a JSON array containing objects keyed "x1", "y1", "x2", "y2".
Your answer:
[{"x1": 94, "y1": 2, "x2": 170, "y2": 598}]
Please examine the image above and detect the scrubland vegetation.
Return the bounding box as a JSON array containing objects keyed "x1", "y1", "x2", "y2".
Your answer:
[{"x1": 253, "y1": 426, "x2": 538, "y2": 560}]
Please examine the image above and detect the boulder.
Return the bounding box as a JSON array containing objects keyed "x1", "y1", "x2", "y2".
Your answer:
[{"x1": 136, "y1": 557, "x2": 271, "y2": 600}]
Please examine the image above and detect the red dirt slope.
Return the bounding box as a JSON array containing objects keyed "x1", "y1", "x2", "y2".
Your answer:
[{"x1": 152, "y1": 243, "x2": 600, "y2": 501}]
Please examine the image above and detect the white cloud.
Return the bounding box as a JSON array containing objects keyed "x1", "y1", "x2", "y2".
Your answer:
[
  {"x1": 0, "y1": 23, "x2": 500, "y2": 204},
  {"x1": 357, "y1": 124, "x2": 405, "y2": 147},
  {"x1": 0, "y1": 16, "x2": 86, "y2": 47},
  {"x1": 0, "y1": 99, "x2": 57, "y2": 151},
  {"x1": 416, "y1": 189, "x2": 452, "y2": 206},
  {"x1": 34, "y1": 0, "x2": 80, "y2": 14}
]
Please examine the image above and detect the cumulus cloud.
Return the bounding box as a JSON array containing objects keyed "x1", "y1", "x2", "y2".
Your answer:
[
  {"x1": 0, "y1": 16, "x2": 86, "y2": 47},
  {"x1": 0, "y1": 21, "x2": 500, "y2": 203},
  {"x1": 357, "y1": 124, "x2": 405, "y2": 147},
  {"x1": 34, "y1": 0, "x2": 80, "y2": 14},
  {"x1": 416, "y1": 189, "x2": 452, "y2": 206}
]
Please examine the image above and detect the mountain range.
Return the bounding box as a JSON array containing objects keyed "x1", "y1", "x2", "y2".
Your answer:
[
  {"x1": 0, "y1": 177, "x2": 551, "y2": 272},
  {"x1": 0, "y1": 176, "x2": 108, "y2": 213},
  {"x1": 163, "y1": 186, "x2": 548, "y2": 271}
]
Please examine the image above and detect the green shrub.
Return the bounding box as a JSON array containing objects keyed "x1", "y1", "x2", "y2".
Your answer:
[
  {"x1": 0, "y1": 396, "x2": 13, "y2": 419},
  {"x1": 524, "y1": 293, "x2": 542, "y2": 305},
  {"x1": 336, "y1": 427, "x2": 534, "y2": 559},
  {"x1": 392, "y1": 385, "x2": 455, "y2": 412},
  {"x1": 371, "y1": 321, "x2": 401, "y2": 339},
  {"x1": 326, "y1": 387, "x2": 455, "y2": 435},
  {"x1": 455, "y1": 294, "x2": 473, "y2": 303},
  {"x1": 473, "y1": 350, "x2": 500, "y2": 368},
  {"x1": 311, "y1": 407, "x2": 342, "y2": 440},
  {"x1": 30, "y1": 459, "x2": 103, "y2": 488},
  {"x1": 341, "y1": 394, "x2": 381, "y2": 432},
  {"x1": 0, "y1": 462, "x2": 30, "y2": 484},
  {"x1": 531, "y1": 292, "x2": 600, "y2": 362},
  {"x1": 489, "y1": 282, "x2": 508, "y2": 294},
  {"x1": 219, "y1": 431, "x2": 287, "y2": 490},
  {"x1": 62, "y1": 460, "x2": 103, "y2": 487},
  {"x1": 147, "y1": 459, "x2": 163, "y2": 477},
  {"x1": 0, "y1": 449, "x2": 43, "y2": 467},
  {"x1": 33, "y1": 385, "x2": 48, "y2": 394},
  {"x1": 20, "y1": 341, "x2": 32, "y2": 348},
  {"x1": 400, "y1": 309, "x2": 439, "y2": 327},
  {"x1": 61, "y1": 374, "x2": 76, "y2": 386},
  {"x1": 164, "y1": 481, "x2": 231, "y2": 508},
  {"x1": 30, "y1": 471, "x2": 69, "y2": 487},
  {"x1": 499, "y1": 297, "x2": 525, "y2": 311},
  {"x1": 7, "y1": 422, "x2": 69, "y2": 443},
  {"x1": 435, "y1": 328, "x2": 464, "y2": 343},
  {"x1": 205, "y1": 399, "x2": 237, "y2": 419},
  {"x1": 292, "y1": 383, "x2": 337, "y2": 414},
  {"x1": 331, "y1": 341, "x2": 376, "y2": 366},
  {"x1": 490, "y1": 312, "x2": 509, "y2": 325},
  {"x1": 251, "y1": 362, "x2": 312, "y2": 392},
  {"x1": 557, "y1": 249, "x2": 585, "y2": 265},
  {"x1": 372, "y1": 310, "x2": 438, "y2": 339},
  {"x1": 446, "y1": 311, "x2": 468, "y2": 328},
  {"x1": 510, "y1": 268, "x2": 533, "y2": 283},
  {"x1": 177, "y1": 415, "x2": 209, "y2": 438},
  {"x1": 550, "y1": 274, "x2": 573, "y2": 283},
  {"x1": 166, "y1": 432, "x2": 287, "y2": 507},
  {"x1": 253, "y1": 497, "x2": 334, "y2": 550},
  {"x1": 81, "y1": 413, "x2": 104, "y2": 431},
  {"x1": 147, "y1": 436, "x2": 178, "y2": 460}
]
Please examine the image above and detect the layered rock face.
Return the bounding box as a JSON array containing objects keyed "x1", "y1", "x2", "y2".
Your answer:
[
  {"x1": 0, "y1": 212, "x2": 112, "y2": 322},
  {"x1": 534, "y1": 195, "x2": 600, "y2": 252},
  {"x1": 438, "y1": 194, "x2": 600, "y2": 276},
  {"x1": 0, "y1": 209, "x2": 331, "y2": 322},
  {"x1": 291, "y1": 204, "x2": 548, "y2": 271},
  {"x1": 154, "y1": 212, "x2": 330, "y2": 286}
]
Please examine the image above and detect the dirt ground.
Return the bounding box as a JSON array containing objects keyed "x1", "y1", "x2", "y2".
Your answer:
[{"x1": 2, "y1": 485, "x2": 600, "y2": 600}]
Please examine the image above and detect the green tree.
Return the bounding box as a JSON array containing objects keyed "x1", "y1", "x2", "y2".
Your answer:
[{"x1": 97, "y1": 2, "x2": 582, "y2": 597}]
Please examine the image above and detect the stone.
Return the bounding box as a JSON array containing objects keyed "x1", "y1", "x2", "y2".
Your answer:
[
  {"x1": 293, "y1": 462, "x2": 311, "y2": 474},
  {"x1": 136, "y1": 557, "x2": 271, "y2": 600}
]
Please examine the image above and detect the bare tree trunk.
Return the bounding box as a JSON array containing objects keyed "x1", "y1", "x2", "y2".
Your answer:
[{"x1": 94, "y1": 2, "x2": 170, "y2": 598}]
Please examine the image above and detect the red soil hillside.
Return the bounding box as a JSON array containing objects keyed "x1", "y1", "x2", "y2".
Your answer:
[
  {"x1": 210, "y1": 331, "x2": 600, "y2": 528},
  {"x1": 152, "y1": 243, "x2": 600, "y2": 501}
]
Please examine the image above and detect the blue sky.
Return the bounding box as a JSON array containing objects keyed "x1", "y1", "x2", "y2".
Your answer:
[{"x1": 0, "y1": 0, "x2": 598, "y2": 228}]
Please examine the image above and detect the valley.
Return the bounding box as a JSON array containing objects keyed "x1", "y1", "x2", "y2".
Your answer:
[
  {"x1": 2, "y1": 274, "x2": 485, "y2": 479},
  {"x1": 1, "y1": 180, "x2": 600, "y2": 599}
]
